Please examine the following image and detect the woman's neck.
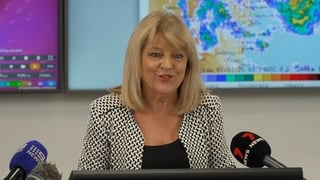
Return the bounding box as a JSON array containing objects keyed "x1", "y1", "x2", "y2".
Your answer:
[{"x1": 142, "y1": 93, "x2": 178, "y2": 113}]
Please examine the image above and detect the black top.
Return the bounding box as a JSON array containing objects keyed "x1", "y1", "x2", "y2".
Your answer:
[{"x1": 142, "y1": 139, "x2": 190, "y2": 169}]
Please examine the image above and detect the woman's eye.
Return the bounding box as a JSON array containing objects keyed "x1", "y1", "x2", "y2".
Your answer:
[
  {"x1": 174, "y1": 54, "x2": 184, "y2": 60},
  {"x1": 149, "y1": 52, "x2": 162, "y2": 58}
]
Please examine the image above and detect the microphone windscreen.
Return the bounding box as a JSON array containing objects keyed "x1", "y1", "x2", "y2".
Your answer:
[
  {"x1": 9, "y1": 140, "x2": 48, "y2": 174},
  {"x1": 230, "y1": 131, "x2": 271, "y2": 167},
  {"x1": 26, "y1": 161, "x2": 62, "y2": 180}
]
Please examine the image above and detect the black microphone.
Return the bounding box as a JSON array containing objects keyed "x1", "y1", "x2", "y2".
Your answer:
[
  {"x1": 4, "y1": 140, "x2": 48, "y2": 180},
  {"x1": 230, "y1": 131, "x2": 286, "y2": 168},
  {"x1": 25, "y1": 161, "x2": 62, "y2": 180}
]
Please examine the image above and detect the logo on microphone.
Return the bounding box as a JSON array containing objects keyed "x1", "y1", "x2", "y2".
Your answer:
[
  {"x1": 27, "y1": 145, "x2": 46, "y2": 162},
  {"x1": 232, "y1": 132, "x2": 257, "y2": 162},
  {"x1": 241, "y1": 132, "x2": 255, "y2": 141}
]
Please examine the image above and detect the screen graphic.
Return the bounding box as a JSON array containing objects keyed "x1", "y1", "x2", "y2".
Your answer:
[
  {"x1": 140, "y1": 0, "x2": 320, "y2": 89},
  {"x1": 0, "y1": 0, "x2": 61, "y2": 92}
]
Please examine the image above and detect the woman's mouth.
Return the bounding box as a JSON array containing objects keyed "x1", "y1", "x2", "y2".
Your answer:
[{"x1": 159, "y1": 75, "x2": 173, "y2": 80}]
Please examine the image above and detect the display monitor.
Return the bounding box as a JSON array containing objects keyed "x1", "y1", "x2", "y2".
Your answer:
[
  {"x1": 68, "y1": 168, "x2": 304, "y2": 180},
  {"x1": 0, "y1": 0, "x2": 63, "y2": 92},
  {"x1": 66, "y1": 0, "x2": 320, "y2": 91},
  {"x1": 140, "y1": 0, "x2": 320, "y2": 89},
  {"x1": 66, "y1": 0, "x2": 138, "y2": 91}
]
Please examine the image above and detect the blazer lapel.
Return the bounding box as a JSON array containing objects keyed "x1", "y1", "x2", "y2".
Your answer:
[{"x1": 179, "y1": 112, "x2": 209, "y2": 168}]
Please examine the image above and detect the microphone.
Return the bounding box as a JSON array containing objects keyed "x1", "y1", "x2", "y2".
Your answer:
[
  {"x1": 25, "y1": 161, "x2": 62, "y2": 180},
  {"x1": 230, "y1": 131, "x2": 286, "y2": 168},
  {"x1": 4, "y1": 140, "x2": 48, "y2": 180}
]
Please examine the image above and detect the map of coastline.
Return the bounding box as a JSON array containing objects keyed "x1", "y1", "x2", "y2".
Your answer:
[{"x1": 148, "y1": 0, "x2": 320, "y2": 74}]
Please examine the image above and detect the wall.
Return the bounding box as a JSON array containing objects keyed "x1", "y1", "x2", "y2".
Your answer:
[{"x1": 0, "y1": 90, "x2": 319, "y2": 180}]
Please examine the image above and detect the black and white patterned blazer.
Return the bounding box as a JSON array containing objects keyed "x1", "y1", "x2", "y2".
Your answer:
[{"x1": 78, "y1": 92, "x2": 235, "y2": 170}]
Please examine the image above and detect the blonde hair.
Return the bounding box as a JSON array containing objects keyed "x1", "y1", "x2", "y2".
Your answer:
[{"x1": 110, "y1": 10, "x2": 207, "y2": 114}]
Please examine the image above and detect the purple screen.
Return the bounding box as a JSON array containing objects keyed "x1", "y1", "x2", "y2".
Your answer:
[{"x1": 0, "y1": 0, "x2": 60, "y2": 92}]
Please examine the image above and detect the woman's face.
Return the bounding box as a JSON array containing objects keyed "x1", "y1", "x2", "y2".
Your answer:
[{"x1": 141, "y1": 35, "x2": 188, "y2": 96}]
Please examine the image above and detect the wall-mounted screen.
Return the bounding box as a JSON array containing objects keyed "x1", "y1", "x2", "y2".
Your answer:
[
  {"x1": 0, "y1": 0, "x2": 62, "y2": 92},
  {"x1": 67, "y1": 0, "x2": 320, "y2": 91},
  {"x1": 66, "y1": 0, "x2": 139, "y2": 91},
  {"x1": 140, "y1": 0, "x2": 320, "y2": 89}
]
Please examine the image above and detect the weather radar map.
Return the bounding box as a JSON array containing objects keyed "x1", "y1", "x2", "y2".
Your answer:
[{"x1": 140, "y1": 0, "x2": 320, "y2": 88}]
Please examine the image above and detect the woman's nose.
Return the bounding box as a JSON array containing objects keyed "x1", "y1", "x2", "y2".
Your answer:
[{"x1": 160, "y1": 55, "x2": 173, "y2": 69}]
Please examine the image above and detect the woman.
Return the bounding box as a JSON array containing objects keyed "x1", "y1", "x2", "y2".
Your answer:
[{"x1": 78, "y1": 10, "x2": 235, "y2": 170}]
